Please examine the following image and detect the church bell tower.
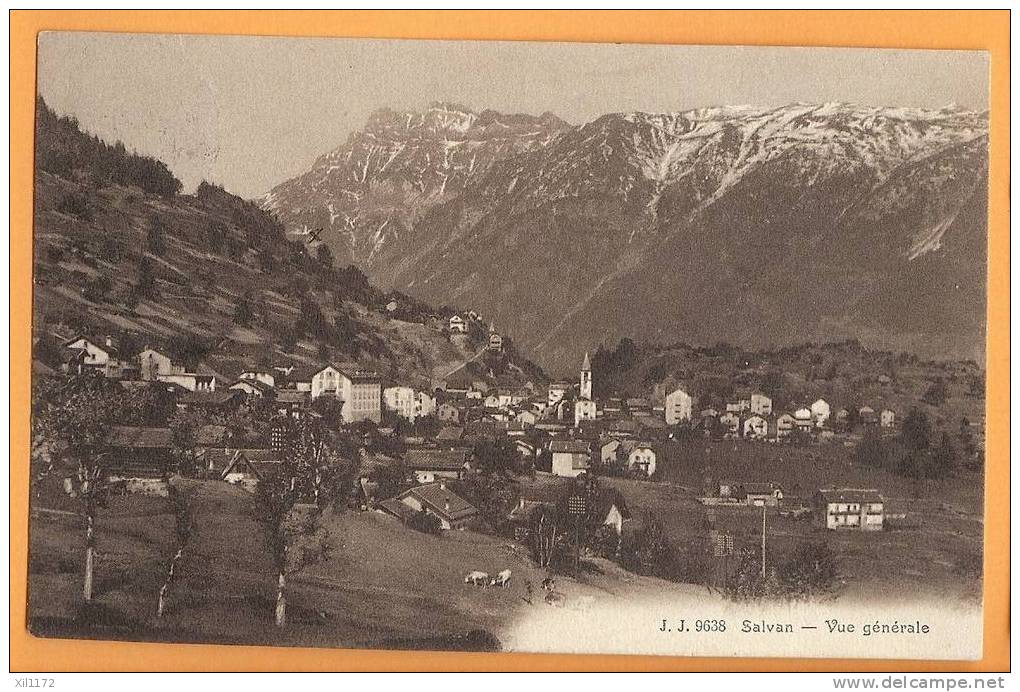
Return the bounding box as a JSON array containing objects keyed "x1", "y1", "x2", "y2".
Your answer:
[{"x1": 580, "y1": 352, "x2": 592, "y2": 400}]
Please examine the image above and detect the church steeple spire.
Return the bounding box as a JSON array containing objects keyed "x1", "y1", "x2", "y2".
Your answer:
[{"x1": 580, "y1": 352, "x2": 592, "y2": 399}]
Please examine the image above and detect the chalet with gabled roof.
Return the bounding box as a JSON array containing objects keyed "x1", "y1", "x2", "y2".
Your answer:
[
  {"x1": 387, "y1": 481, "x2": 478, "y2": 530},
  {"x1": 229, "y1": 378, "x2": 274, "y2": 398},
  {"x1": 404, "y1": 448, "x2": 471, "y2": 484},
  {"x1": 103, "y1": 425, "x2": 173, "y2": 494}
]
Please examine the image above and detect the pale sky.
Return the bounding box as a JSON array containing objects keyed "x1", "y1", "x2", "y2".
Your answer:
[{"x1": 37, "y1": 32, "x2": 989, "y2": 198}]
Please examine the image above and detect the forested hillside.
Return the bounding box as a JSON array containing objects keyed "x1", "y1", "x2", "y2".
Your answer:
[{"x1": 32, "y1": 99, "x2": 544, "y2": 389}]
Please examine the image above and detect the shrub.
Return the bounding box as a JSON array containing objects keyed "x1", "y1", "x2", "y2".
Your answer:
[
  {"x1": 777, "y1": 541, "x2": 839, "y2": 599},
  {"x1": 136, "y1": 256, "x2": 158, "y2": 298},
  {"x1": 98, "y1": 235, "x2": 125, "y2": 263},
  {"x1": 233, "y1": 294, "x2": 253, "y2": 327},
  {"x1": 81, "y1": 274, "x2": 113, "y2": 303},
  {"x1": 57, "y1": 192, "x2": 92, "y2": 220},
  {"x1": 45, "y1": 245, "x2": 66, "y2": 264},
  {"x1": 146, "y1": 217, "x2": 166, "y2": 255}
]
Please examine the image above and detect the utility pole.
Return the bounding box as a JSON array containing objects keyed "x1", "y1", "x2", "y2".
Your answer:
[
  {"x1": 761, "y1": 503, "x2": 767, "y2": 578},
  {"x1": 568, "y1": 493, "x2": 586, "y2": 572}
]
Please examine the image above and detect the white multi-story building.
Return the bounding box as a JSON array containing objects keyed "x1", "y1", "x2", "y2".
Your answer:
[
  {"x1": 750, "y1": 392, "x2": 773, "y2": 416},
  {"x1": 383, "y1": 386, "x2": 436, "y2": 422},
  {"x1": 811, "y1": 398, "x2": 831, "y2": 427},
  {"x1": 311, "y1": 364, "x2": 381, "y2": 424},
  {"x1": 816, "y1": 489, "x2": 884, "y2": 531},
  {"x1": 664, "y1": 387, "x2": 693, "y2": 425}
]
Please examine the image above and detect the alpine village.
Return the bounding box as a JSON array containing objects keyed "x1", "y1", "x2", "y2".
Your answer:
[{"x1": 29, "y1": 99, "x2": 986, "y2": 651}]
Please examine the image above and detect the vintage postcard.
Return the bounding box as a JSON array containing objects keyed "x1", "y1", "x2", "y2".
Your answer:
[{"x1": 27, "y1": 32, "x2": 990, "y2": 661}]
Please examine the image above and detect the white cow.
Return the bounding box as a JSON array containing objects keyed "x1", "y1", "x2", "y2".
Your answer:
[
  {"x1": 489, "y1": 569, "x2": 512, "y2": 588},
  {"x1": 464, "y1": 570, "x2": 489, "y2": 586}
]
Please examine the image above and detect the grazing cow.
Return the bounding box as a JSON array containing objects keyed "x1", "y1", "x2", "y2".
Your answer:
[
  {"x1": 463, "y1": 570, "x2": 489, "y2": 586},
  {"x1": 544, "y1": 591, "x2": 566, "y2": 607},
  {"x1": 541, "y1": 577, "x2": 556, "y2": 591},
  {"x1": 489, "y1": 569, "x2": 512, "y2": 588}
]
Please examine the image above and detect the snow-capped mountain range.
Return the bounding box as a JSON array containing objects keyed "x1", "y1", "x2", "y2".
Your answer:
[{"x1": 261, "y1": 102, "x2": 988, "y2": 370}]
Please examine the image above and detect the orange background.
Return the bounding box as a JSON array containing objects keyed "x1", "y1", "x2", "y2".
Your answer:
[{"x1": 9, "y1": 9, "x2": 1010, "y2": 672}]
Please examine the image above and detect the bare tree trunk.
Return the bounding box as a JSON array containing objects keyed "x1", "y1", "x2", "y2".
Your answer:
[
  {"x1": 156, "y1": 547, "x2": 184, "y2": 618},
  {"x1": 83, "y1": 513, "x2": 95, "y2": 603},
  {"x1": 84, "y1": 546, "x2": 94, "y2": 603},
  {"x1": 275, "y1": 572, "x2": 286, "y2": 627}
]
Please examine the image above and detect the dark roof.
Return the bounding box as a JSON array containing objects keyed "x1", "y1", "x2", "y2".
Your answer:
[
  {"x1": 378, "y1": 498, "x2": 420, "y2": 523},
  {"x1": 464, "y1": 420, "x2": 505, "y2": 440},
  {"x1": 508, "y1": 499, "x2": 555, "y2": 524},
  {"x1": 404, "y1": 448, "x2": 470, "y2": 471},
  {"x1": 619, "y1": 440, "x2": 655, "y2": 456},
  {"x1": 311, "y1": 362, "x2": 380, "y2": 383},
  {"x1": 64, "y1": 335, "x2": 119, "y2": 356},
  {"x1": 608, "y1": 419, "x2": 640, "y2": 434},
  {"x1": 360, "y1": 452, "x2": 398, "y2": 473},
  {"x1": 403, "y1": 483, "x2": 478, "y2": 521},
  {"x1": 337, "y1": 363, "x2": 381, "y2": 382},
  {"x1": 106, "y1": 426, "x2": 171, "y2": 449},
  {"x1": 220, "y1": 451, "x2": 266, "y2": 480},
  {"x1": 275, "y1": 390, "x2": 309, "y2": 404},
  {"x1": 199, "y1": 447, "x2": 281, "y2": 472},
  {"x1": 549, "y1": 440, "x2": 590, "y2": 454},
  {"x1": 139, "y1": 347, "x2": 172, "y2": 358},
  {"x1": 194, "y1": 362, "x2": 221, "y2": 377},
  {"x1": 593, "y1": 488, "x2": 631, "y2": 521},
  {"x1": 178, "y1": 390, "x2": 244, "y2": 406},
  {"x1": 230, "y1": 378, "x2": 274, "y2": 393},
  {"x1": 576, "y1": 419, "x2": 605, "y2": 432},
  {"x1": 638, "y1": 417, "x2": 667, "y2": 430},
  {"x1": 287, "y1": 364, "x2": 319, "y2": 382},
  {"x1": 435, "y1": 426, "x2": 465, "y2": 442},
  {"x1": 740, "y1": 482, "x2": 780, "y2": 495},
  {"x1": 818, "y1": 488, "x2": 884, "y2": 504},
  {"x1": 195, "y1": 424, "x2": 229, "y2": 446}
]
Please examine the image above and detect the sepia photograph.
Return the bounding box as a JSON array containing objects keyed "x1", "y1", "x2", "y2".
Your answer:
[{"x1": 25, "y1": 29, "x2": 992, "y2": 662}]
